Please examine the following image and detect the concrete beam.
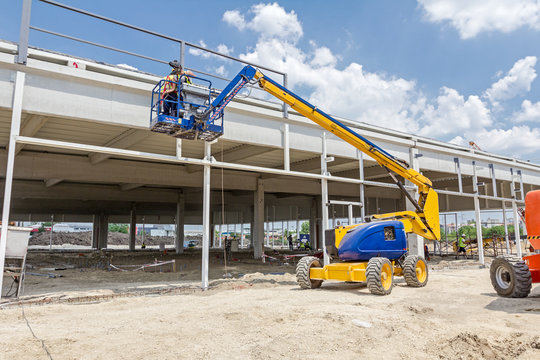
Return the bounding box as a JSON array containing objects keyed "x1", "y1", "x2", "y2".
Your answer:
[
  {"x1": 120, "y1": 183, "x2": 145, "y2": 191},
  {"x1": 44, "y1": 178, "x2": 63, "y2": 187},
  {"x1": 15, "y1": 115, "x2": 47, "y2": 155},
  {"x1": 89, "y1": 129, "x2": 151, "y2": 165}
]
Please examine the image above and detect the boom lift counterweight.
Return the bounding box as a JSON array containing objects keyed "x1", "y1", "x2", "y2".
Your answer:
[{"x1": 150, "y1": 65, "x2": 441, "y2": 295}]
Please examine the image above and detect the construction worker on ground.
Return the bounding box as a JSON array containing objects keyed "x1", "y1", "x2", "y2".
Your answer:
[
  {"x1": 456, "y1": 234, "x2": 467, "y2": 259},
  {"x1": 160, "y1": 60, "x2": 194, "y2": 116}
]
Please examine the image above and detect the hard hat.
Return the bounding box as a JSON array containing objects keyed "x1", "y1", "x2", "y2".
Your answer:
[{"x1": 169, "y1": 60, "x2": 182, "y2": 69}]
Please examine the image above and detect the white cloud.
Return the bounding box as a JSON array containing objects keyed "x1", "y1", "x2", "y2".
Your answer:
[
  {"x1": 214, "y1": 65, "x2": 228, "y2": 77},
  {"x1": 222, "y1": 10, "x2": 246, "y2": 30},
  {"x1": 484, "y1": 56, "x2": 537, "y2": 106},
  {"x1": 189, "y1": 40, "x2": 233, "y2": 60},
  {"x1": 418, "y1": 0, "x2": 540, "y2": 39},
  {"x1": 419, "y1": 87, "x2": 491, "y2": 137},
  {"x1": 221, "y1": 3, "x2": 540, "y2": 160},
  {"x1": 514, "y1": 99, "x2": 540, "y2": 122},
  {"x1": 451, "y1": 126, "x2": 540, "y2": 158},
  {"x1": 224, "y1": 3, "x2": 302, "y2": 40}
]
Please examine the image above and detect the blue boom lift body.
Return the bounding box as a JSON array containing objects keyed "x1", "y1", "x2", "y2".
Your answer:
[{"x1": 150, "y1": 65, "x2": 440, "y2": 295}]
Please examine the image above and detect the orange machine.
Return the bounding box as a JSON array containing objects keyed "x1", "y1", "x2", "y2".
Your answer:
[{"x1": 490, "y1": 190, "x2": 540, "y2": 297}]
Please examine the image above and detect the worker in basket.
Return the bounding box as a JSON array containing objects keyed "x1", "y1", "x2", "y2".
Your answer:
[{"x1": 160, "y1": 60, "x2": 194, "y2": 117}]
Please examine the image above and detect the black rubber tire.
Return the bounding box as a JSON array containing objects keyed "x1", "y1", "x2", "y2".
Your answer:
[
  {"x1": 490, "y1": 256, "x2": 532, "y2": 298},
  {"x1": 403, "y1": 255, "x2": 429, "y2": 287},
  {"x1": 366, "y1": 257, "x2": 393, "y2": 295},
  {"x1": 296, "y1": 256, "x2": 323, "y2": 289}
]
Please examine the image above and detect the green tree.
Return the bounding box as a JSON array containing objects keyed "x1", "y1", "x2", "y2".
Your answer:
[
  {"x1": 109, "y1": 223, "x2": 129, "y2": 233},
  {"x1": 458, "y1": 225, "x2": 477, "y2": 239},
  {"x1": 300, "y1": 221, "x2": 310, "y2": 234},
  {"x1": 485, "y1": 225, "x2": 505, "y2": 238}
]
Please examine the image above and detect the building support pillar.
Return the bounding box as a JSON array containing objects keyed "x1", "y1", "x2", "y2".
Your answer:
[
  {"x1": 253, "y1": 178, "x2": 265, "y2": 258},
  {"x1": 472, "y1": 161, "x2": 485, "y2": 264},
  {"x1": 129, "y1": 205, "x2": 136, "y2": 251},
  {"x1": 512, "y1": 200, "x2": 522, "y2": 258},
  {"x1": 92, "y1": 214, "x2": 99, "y2": 249},
  {"x1": 0, "y1": 72, "x2": 26, "y2": 297},
  {"x1": 321, "y1": 132, "x2": 330, "y2": 266},
  {"x1": 98, "y1": 214, "x2": 109, "y2": 250},
  {"x1": 175, "y1": 191, "x2": 185, "y2": 254},
  {"x1": 406, "y1": 147, "x2": 423, "y2": 257},
  {"x1": 201, "y1": 142, "x2": 211, "y2": 290}
]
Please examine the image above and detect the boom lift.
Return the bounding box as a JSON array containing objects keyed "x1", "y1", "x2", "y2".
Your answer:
[{"x1": 150, "y1": 65, "x2": 441, "y2": 295}]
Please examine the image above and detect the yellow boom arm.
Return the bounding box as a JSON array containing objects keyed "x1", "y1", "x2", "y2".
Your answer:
[{"x1": 252, "y1": 70, "x2": 440, "y2": 240}]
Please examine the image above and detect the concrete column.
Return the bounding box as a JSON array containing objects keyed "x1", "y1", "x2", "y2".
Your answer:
[
  {"x1": 296, "y1": 206, "x2": 300, "y2": 242},
  {"x1": 92, "y1": 214, "x2": 99, "y2": 249},
  {"x1": 129, "y1": 206, "x2": 136, "y2": 251},
  {"x1": 253, "y1": 178, "x2": 265, "y2": 258},
  {"x1": 0, "y1": 72, "x2": 25, "y2": 298},
  {"x1": 175, "y1": 139, "x2": 182, "y2": 158},
  {"x1": 240, "y1": 212, "x2": 244, "y2": 248},
  {"x1": 98, "y1": 214, "x2": 109, "y2": 250},
  {"x1": 406, "y1": 147, "x2": 424, "y2": 257},
  {"x1": 250, "y1": 208, "x2": 255, "y2": 249},
  {"x1": 175, "y1": 191, "x2": 185, "y2": 254},
  {"x1": 265, "y1": 206, "x2": 269, "y2": 247}
]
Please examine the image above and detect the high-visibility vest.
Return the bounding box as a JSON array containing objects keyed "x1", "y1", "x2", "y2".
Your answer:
[
  {"x1": 160, "y1": 72, "x2": 192, "y2": 94},
  {"x1": 160, "y1": 73, "x2": 178, "y2": 94},
  {"x1": 458, "y1": 237, "x2": 466, "y2": 247}
]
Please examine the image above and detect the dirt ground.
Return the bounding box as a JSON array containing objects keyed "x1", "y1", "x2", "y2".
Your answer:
[{"x1": 1, "y1": 252, "x2": 539, "y2": 360}]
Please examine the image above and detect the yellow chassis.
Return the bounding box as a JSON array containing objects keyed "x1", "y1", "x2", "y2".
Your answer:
[{"x1": 310, "y1": 261, "x2": 403, "y2": 282}]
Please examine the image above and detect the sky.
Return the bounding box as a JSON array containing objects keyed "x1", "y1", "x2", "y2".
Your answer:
[{"x1": 3, "y1": 0, "x2": 540, "y2": 162}]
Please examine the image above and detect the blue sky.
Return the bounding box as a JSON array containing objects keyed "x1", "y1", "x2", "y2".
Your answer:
[{"x1": 4, "y1": 0, "x2": 540, "y2": 161}]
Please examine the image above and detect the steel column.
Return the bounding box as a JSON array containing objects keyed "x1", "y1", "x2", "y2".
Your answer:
[
  {"x1": 358, "y1": 150, "x2": 366, "y2": 219},
  {"x1": 321, "y1": 132, "x2": 330, "y2": 266},
  {"x1": 518, "y1": 170, "x2": 525, "y2": 201},
  {"x1": 282, "y1": 123, "x2": 290, "y2": 171},
  {"x1": 489, "y1": 164, "x2": 498, "y2": 198},
  {"x1": 0, "y1": 72, "x2": 26, "y2": 298},
  {"x1": 512, "y1": 200, "x2": 522, "y2": 258},
  {"x1": 175, "y1": 139, "x2": 182, "y2": 159},
  {"x1": 472, "y1": 161, "x2": 484, "y2": 264},
  {"x1": 17, "y1": 0, "x2": 32, "y2": 64},
  {"x1": 201, "y1": 142, "x2": 211, "y2": 290},
  {"x1": 454, "y1": 157, "x2": 463, "y2": 193},
  {"x1": 502, "y1": 201, "x2": 510, "y2": 254},
  {"x1": 253, "y1": 178, "x2": 265, "y2": 258}
]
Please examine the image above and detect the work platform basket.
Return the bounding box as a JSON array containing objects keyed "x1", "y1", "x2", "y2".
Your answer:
[{"x1": 150, "y1": 75, "x2": 224, "y2": 141}]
